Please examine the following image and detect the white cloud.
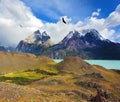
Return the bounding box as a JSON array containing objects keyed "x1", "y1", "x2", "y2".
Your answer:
[
  {"x1": 0, "y1": 0, "x2": 43, "y2": 46},
  {"x1": 116, "y1": 34, "x2": 120, "y2": 39},
  {"x1": 105, "y1": 4, "x2": 120, "y2": 27},
  {"x1": 21, "y1": 0, "x2": 62, "y2": 21},
  {"x1": 78, "y1": 17, "x2": 115, "y2": 39},
  {"x1": 40, "y1": 4, "x2": 120, "y2": 43},
  {"x1": 92, "y1": 8, "x2": 101, "y2": 17},
  {"x1": 41, "y1": 17, "x2": 75, "y2": 44},
  {"x1": 22, "y1": 0, "x2": 91, "y2": 22},
  {"x1": 0, "y1": 0, "x2": 120, "y2": 47},
  {"x1": 40, "y1": 15, "x2": 113, "y2": 44}
]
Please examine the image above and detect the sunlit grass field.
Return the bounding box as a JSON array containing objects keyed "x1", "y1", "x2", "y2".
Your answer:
[{"x1": 0, "y1": 69, "x2": 58, "y2": 85}]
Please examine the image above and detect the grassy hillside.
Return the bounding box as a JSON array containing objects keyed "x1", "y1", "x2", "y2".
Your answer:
[
  {"x1": 57, "y1": 56, "x2": 96, "y2": 74},
  {"x1": 0, "y1": 82, "x2": 44, "y2": 102},
  {"x1": 0, "y1": 51, "x2": 57, "y2": 74},
  {"x1": 0, "y1": 51, "x2": 120, "y2": 102}
]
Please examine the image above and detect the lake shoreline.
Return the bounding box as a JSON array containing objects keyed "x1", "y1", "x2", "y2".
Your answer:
[{"x1": 54, "y1": 59, "x2": 120, "y2": 70}]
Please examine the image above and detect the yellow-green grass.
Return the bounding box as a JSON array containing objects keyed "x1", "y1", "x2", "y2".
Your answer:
[
  {"x1": 0, "y1": 69, "x2": 58, "y2": 85},
  {"x1": 5, "y1": 71, "x2": 44, "y2": 80}
]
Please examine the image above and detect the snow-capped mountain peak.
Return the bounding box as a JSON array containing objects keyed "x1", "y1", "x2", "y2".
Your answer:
[
  {"x1": 42, "y1": 31, "x2": 48, "y2": 36},
  {"x1": 63, "y1": 29, "x2": 105, "y2": 43},
  {"x1": 34, "y1": 30, "x2": 41, "y2": 35},
  {"x1": 60, "y1": 29, "x2": 109, "y2": 48},
  {"x1": 16, "y1": 30, "x2": 52, "y2": 54},
  {"x1": 82, "y1": 29, "x2": 105, "y2": 41},
  {"x1": 24, "y1": 30, "x2": 50, "y2": 44},
  {"x1": 64, "y1": 30, "x2": 81, "y2": 39}
]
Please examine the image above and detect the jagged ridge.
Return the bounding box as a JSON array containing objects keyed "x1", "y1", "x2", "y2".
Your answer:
[
  {"x1": 16, "y1": 30, "x2": 53, "y2": 55},
  {"x1": 42, "y1": 29, "x2": 120, "y2": 59}
]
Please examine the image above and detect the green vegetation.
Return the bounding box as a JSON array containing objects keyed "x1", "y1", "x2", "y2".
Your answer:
[
  {"x1": 0, "y1": 76, "x2": 31, "y2": 85},
  {"x1": 0, "y1": 69, "x2": 57, "y2": 85},
  {"x1": 0, "y1": 51, "x2": 120, "y2": 102}
]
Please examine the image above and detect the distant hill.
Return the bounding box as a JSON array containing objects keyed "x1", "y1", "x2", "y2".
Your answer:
[{"x1": 57, "y1": 56, "x2": 95, "y2": 74}]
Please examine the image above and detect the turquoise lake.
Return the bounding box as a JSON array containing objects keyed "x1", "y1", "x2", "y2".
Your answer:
[{"x1": 54, "y1": 59, "x2": 120, "y2": 70}]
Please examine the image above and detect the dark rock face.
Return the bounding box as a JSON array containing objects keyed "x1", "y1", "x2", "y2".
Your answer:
[
  {"x1": 16, "y1": 30, "x2": 52, "y2": 55},
  {"x1": 0, "y1": 46, "x2": 15, "y2": 52},
  {"x1": 42, "y1": 29, "x2": 120, "y2": 60},
  {"x1": 0, "y1": 46, "x2": 7, "y2": 51},
  {"x1": 16, "y1": 29, "x2": 120, "y2": 59},
  {"x1": 90, "y1": 89, "x2": 113, "y2": 102}
]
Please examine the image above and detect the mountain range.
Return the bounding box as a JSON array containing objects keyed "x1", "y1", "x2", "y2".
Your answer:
[
  {"x1": 42, "y1": 29, "x2": 120, "y2": 59},
  {"x1": 1, "y1": 29, "x2": 120, "y2": 59}
]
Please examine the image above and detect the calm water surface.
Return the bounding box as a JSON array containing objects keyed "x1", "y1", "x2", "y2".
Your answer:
[{"x1": 54, "y1": 59, "x2": 120, "y2": 70}]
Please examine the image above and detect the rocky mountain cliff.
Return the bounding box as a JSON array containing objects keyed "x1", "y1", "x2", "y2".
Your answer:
[
  {"x1": 16, "y1": 30, "x2": 53, "y2": 55},
  {"x1": 42, "y1": 29, "x2": 120, "y2": 59},
  {"x1": 15, "y1": 29, "x2": 120, "y2": 59},
  {"x1": 0, "y1": 46, "x2": 7, "y2": 51}
]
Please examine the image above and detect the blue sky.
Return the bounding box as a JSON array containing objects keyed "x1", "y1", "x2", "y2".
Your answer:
[
  {"x1": 21, "y1": 0, "x2": 120, "y2": 43},
  {"x1": 22, "y1": 0, "x2": 120, "y2": 23},
  {"x1": 0, "y1": 0, "x2": 120, "y2": 46}
]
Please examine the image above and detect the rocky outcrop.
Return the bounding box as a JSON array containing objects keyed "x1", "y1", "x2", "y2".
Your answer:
[
  {"x1": 16, "y1": 30, "x2": 53, "y2": 55},
  {"x1": 90, "y1": 89, "x2": 112, "y2": 102}
]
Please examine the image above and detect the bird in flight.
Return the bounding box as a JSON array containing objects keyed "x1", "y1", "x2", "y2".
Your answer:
[
  {"x1": 62, "y1": 18, "x2": 67, "y2": 24},
  {"x1": 19, "y1": 24, "x2": 23, "y2": 28}
]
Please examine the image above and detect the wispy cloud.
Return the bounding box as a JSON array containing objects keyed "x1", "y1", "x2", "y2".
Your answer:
[
  {"x1": 0, "y1": 0, "x2": 120, "y2": 47},
  {"x1": 0, "y1": 0, "x2": 43, "y2": 46},
  {"x1": 22, "y1": 0, "x2": 92, "y2": 22},
  {"x1": 105, "y1": 4, "x2": 120, "y2": 27},
  {"x1": 92, "y1": 9, "x2": 101, "y2": 17},
  {"x1": 22, "y1": 0, "x2": 63, "y2": 21},
  {"x1": 41, "y1": 4, "x2": 120, "y2": 43}
]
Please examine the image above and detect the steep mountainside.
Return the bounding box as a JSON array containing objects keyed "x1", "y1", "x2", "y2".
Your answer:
[
  {"x1": 42, "y1": 29, "x2": 120, "y2": 59},
  {"x1": 16, "y1": 30, "x2": 53, "y2": 55},
  {"x1": 0, "y1": 46, "x2": 7, "y2": 51},
  {"x1": 16, "y1": 29, "x2": 120, "y2": 59}
]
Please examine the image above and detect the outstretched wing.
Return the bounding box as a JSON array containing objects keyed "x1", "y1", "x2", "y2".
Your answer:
[{"x1": 62, "y1": 18, "x2": 67, "y2": 24}]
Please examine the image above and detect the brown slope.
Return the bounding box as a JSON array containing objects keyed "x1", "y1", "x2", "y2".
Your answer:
[
  {"x1": 0, "y1": 55, "x2": 120, "y2": 101},
  {"x1": 0, "y1": 51, "x2": 56, "y2": 74},
  {"x1": 57, "y1": 56, "x2": 96, "y2": 75},
  {"x1": 0, "y1": 82, "x2": 44, "y2": 102}
]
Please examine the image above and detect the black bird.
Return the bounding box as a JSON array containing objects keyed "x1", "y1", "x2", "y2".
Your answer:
[
  {"x1": 62, "y1": 18, "x2": 67, "y2": 24},
  {"x1": 19, "y1": 24, "x2": 23, "y2": 28}
]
